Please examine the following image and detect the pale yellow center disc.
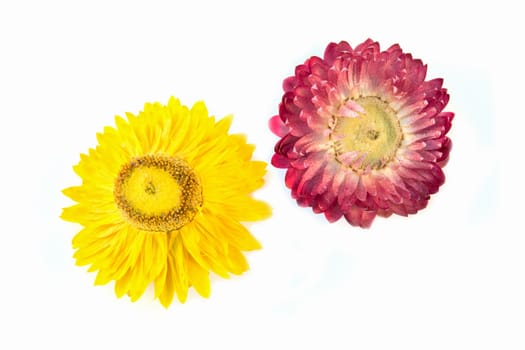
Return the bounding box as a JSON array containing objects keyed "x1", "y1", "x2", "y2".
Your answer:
[
  {"x1": 123, "y1": 166, "x2": 182, "y2": 215},
  {"x1": 333, "y1": 96, "x2": 403, "y2": 170}
]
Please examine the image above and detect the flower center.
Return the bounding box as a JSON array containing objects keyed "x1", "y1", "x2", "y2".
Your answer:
[
  {"x1": 114, "y1": 155, "x2": 202, "y2": 232},
  {"x1": 332, "y1": 96, "x2": 403, "y2": 170}
]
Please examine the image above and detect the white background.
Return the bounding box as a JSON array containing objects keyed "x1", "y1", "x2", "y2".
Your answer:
[{"x1": 1, "y1": 1, "x2": 523, "y2": 349}]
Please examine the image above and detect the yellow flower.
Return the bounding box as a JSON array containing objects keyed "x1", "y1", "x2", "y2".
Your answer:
[{"x1": 61, "y1": 97, "x2": 271, "y2": 307}]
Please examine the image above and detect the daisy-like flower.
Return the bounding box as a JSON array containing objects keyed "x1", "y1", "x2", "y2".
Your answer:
[
  {"x1": 269, "y1": 39, "x2": 453, "y2": 228},
  {"x1": 62, "y1": 97, "x2": 271, "y2": 307}
]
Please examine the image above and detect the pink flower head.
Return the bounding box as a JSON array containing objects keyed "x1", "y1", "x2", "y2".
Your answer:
[{"x1": 269, "y1": 39, "x2": 453, "y2": 228}]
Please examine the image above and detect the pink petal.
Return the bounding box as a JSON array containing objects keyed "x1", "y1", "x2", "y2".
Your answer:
[
  {"x1": 271, "y1": 153, "x2": 290, "y2": 168},
  {"x1": 283, "y1": 76, "x2": 297, "y2": 92},
  {"x1": 344, "y1": 207, "x2": 377, "y2": 228},
  {"x1": 355, "y1": 177, "x2": 367, "y2": 202},
  {"x1": 338, "y1": 173, "x2": 359, "y2": 208},
  {"x1": 324, "y1": 202, "x2": 344, "y2": 222},
  {"x1": 337, "y1": 99, "x2": 364, "y2": 117},
  {"x1": 436, "y1": 137, "x2": 452, "y2": 167},
  {"x1": 323, "y1": 41, "x2": 353, "y2": 64},
  {"x1": 269, "y1": 115, "x2": 290, "y2": 137}
]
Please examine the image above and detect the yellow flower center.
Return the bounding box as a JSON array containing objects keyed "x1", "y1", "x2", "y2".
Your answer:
[
  {"x1": 332, "y1": 96, "x2": 403, "y2": 170},
  {"x1": 114, "y1": 155, "x2": 202, "y2": 232}
]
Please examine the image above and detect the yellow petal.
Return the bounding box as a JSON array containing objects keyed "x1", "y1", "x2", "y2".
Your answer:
[
  {"x1": 226, "y1": 245, "x2": 249, "y2": 275},
  {"x1": 172, "y1": 236, "x2": 188, "y2": 303},
  {"x1": 187, "y1": 256, "x2": 211, "y2": 298},
  {"x1": 158, "y1": 254, "x2": 176, "y2": 307},
  {"x1": 114, "y1": 268, "x2": 133, "y2": 298}
]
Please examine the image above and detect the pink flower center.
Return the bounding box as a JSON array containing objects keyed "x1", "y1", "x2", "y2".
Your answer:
[{"x1": 330, "y1": 96, "x2": 403, "y2": 170}]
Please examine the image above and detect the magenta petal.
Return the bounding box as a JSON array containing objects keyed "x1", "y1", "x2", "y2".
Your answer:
[
  {"x1": 354, "y1": 39, "x2": 380, "y2": 59},
  {"x1": 436, "y1": 137, "x2": 452, "y2": 167},
  {"x1": 274, "y1": 134, "x2": 297, "y2": 157},
  {"x1": 355, "y1": 177, "x2": 367, "y2": 202},
  {"x1": 283, "y1": 76, "x2": 297, "y2": 92},
  {"x1": 323, "y1": 42, "x2": 340, "y2": 64},
  {"x1": 324, "y1": 41, "x2": 353, "y2": 65},
  {"x1": 344, "y1": 207, "x2": 376, "y2": 228},
  {"x1": 294, "y1": 132, "x2": 324, "y2": 153},
  {"x1": 271, "y1": 153, "x2": 290, "y2": 168},
  {"x1": 269, "y1": 115, "x2": 290, "y2": 137},
  {"x1": 338, "y1": 174, "x2": 359, "y2": 208},
  {"x1": 324, "y1": 203, "x2": 344, "y2": 222},
  {"x1": 344, "y1": 207, "x2": 361, "y2": 226},
  {"x1": 360, "y1": 210, "x2": 377, "y2": 228},
  {"x1": 435, "y1": 112, "x2": 454, "y2": 135},
  {"x1": 285, "y1": 168, "x2": 301, "y2": 191}
]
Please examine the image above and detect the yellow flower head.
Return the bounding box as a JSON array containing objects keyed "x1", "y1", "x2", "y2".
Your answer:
[{"x1": 61, "y1": 97, "x2": 271, "y2": 307}]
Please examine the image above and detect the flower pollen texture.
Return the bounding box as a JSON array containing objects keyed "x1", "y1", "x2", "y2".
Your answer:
[
  {"x1": 62, "y1": 97, "x2": 271, "y2": 307},
  {"x1": 269, "y1": 39, "x2": 453, "y2": 228}
]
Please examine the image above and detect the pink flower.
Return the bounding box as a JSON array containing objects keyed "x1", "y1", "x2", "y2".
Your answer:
[{"x1": 269, "y1": 39, "x2": 453, "y2": 228}]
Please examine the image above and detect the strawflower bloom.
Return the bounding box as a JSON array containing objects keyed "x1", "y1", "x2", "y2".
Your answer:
[
  {"x1": 62, "y1": 97, "x2": 271, "y2": 307},
  {"x1": 270, "y1": 39, "x2": 453, "y2": 228}
]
